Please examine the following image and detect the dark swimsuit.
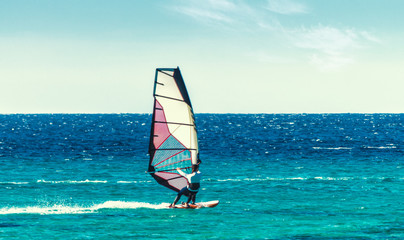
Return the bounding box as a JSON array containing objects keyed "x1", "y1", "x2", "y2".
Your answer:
[
  {"x1": 173, "y1": 183, "x2": 200, "y2": 205},
  {"x1": 188, "y1": 183, "x2": 200, "y2": 192}
]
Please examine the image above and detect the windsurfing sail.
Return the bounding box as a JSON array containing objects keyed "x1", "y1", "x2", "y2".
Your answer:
[{"x1": 148, "y1": 67, "x2": 199, "y2": 192}]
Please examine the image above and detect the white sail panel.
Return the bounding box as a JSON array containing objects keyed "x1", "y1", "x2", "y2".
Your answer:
[
  {"x1": 155, "y1": 72, "x2": 183, "y2": 101},
  {"x1": 155, "y1": 96, "x2": 190, "y2": 123}
]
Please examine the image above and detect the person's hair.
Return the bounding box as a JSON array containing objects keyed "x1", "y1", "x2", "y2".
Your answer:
[{"x1": 192, "y1": 164, "x2": 199, "y2": 172}]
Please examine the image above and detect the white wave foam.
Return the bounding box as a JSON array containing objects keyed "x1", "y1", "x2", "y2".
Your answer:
[
  {"x1": 35, "y1": 180, "x2": 152, "y2": 184},
  {"x1": 313, "y1": 177, "x2": 353, "y2": 181},
  {"x1": 364, "y1": 146, "x2": 397, "y2": 149},
  {"x1": 116, "y1": 180, "x2": 152, "y2": 184},
  {"x1": 117, "y1": 181, "x2": 136, "y2": 184},
  {"x1": 0, "y1": 201, "x2": 168, "y2": 215},
  {"x1": 312, "y1": 147, "x2": 352, "y2": 150},
  {"x1": 37, "y1": 179, "x2": 108, "y2": 184},
  {"x1": 95, "y1": 201, "x2": 167, "y2": 210},
  {"x1": 216, "y1": 177, "x2": 308, "y2": 182},
  {"x1": 0, "y1": 182, "x2": 29, "y2": 185},
  {"x1": 215, "y1": 176, "x2": 395, "y2": 182},
  {"x1": 0, "y1": 205, "x2": 94, "y2": 215},
  {"x1": 217, "y1": 179, "x2": 242, "y2": 182}
]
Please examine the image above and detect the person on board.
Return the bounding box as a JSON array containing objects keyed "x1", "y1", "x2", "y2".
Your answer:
[{"x1": 169, "y1": 162, "x2": 202, "y2": 208}]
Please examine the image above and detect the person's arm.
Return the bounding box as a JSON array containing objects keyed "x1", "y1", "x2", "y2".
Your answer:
[{"x1": 176, "y1": 167, "x2": 187, "y2": 177}]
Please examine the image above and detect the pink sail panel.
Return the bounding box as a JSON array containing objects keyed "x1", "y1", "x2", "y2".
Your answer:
[
  {"x1": 152, "y1": 100, "x2": 170, "y2": 148},
  {"x1": 154, "y1": 172, "x2": 189, "y2": 192}
]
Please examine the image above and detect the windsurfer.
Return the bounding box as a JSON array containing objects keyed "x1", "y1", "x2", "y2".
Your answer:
[{"x1": 169, "y1": 164, "x2": 202, "y2": 208}]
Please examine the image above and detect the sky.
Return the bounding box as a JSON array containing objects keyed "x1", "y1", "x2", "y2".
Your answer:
[{"x1": 1, "y1": 0, "x2": 403, "y2": 113}]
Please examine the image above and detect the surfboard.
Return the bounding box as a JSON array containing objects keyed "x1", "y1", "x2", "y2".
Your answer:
[{"x1": 169, "y1": 200, "x2": 220, "y2": 209}]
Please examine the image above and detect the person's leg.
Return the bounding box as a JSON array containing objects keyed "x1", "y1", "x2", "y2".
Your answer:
[
  {"x1": 186, "y1": 192, "x2": 194, "y2": 205},
  {"x1": 187, "y1": 183, "x2": 200, "y2": 204},
  {"x1": 186, "y1": 192, "x2": 198, "y2": 205},
  {"x1": 171, "y1": 187, "x2": 187, "y2": 206}
]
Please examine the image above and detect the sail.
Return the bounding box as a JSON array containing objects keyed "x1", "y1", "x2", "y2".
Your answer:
[{"x1": 148, "y1": 67, "x2": 198, "y2": 192}]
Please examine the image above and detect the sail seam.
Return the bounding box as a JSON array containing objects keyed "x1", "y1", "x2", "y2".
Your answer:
[
  {"x1": 154, "y1": 94, "x2": 185, "y2": 103},
  {"x1": 148, "y1": 167, "x2": 191, "y2": 174},
  {"x1": 154, "y1": 121, "x2": 194, "y2": 126},
  {"x1": 155, "y1": 148, "x2": 197, "y2": 151},
  {"x1": 158, "y1": 70, "x2": 174, "y2": 77}
]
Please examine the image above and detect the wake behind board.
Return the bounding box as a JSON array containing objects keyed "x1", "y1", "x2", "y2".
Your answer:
[{"x1": 170, "y1": 200, "x2": 219, "y2": 209}]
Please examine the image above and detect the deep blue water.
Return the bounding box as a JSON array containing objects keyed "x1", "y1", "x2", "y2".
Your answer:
[{"x1": 0, "y1": 114, "x2": 403, "y2": 239}]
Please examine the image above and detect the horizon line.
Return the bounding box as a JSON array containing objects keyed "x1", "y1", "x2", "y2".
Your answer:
[{"x1": 1, "y1": 112, "x2": 403, "y2": 115}]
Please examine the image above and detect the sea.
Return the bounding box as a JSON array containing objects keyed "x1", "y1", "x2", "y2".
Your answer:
[{"x1": 0, "y1": 114, "x2": 403, "y2": 239}]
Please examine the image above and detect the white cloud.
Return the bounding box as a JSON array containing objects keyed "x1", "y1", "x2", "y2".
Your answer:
[
  {"x1": 177, "y1": 7, "x2": 233, "y2": 23},
  {"x1": 360, "y1": 31, "x2": 382, "y2": 43},
  {"x1": 291, "y1": 25, "x2": 380, "y2": 70},
  {"x1": 171, "y1": 0, "x2": 236, "y2": 24},
  {"x1": 266, "y1": 0, "x2": 309, "y2": 15},
  {"x1": 206, "y1": 0, "x2": 236, "y2": 10},
  {"x1": 294, "y1": 26, "x2": 359, "y2": 55},
  {"x1": 170, "y1": 1, "x2": 380, "y2": 70},
  {"x1": 171, "y1": 0, "x2": 281, "y2": 31}
]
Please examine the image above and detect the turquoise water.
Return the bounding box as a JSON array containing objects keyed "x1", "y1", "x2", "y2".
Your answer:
[{"x1": 0, "y1": 114, "x2": 403, "y2": 239}]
